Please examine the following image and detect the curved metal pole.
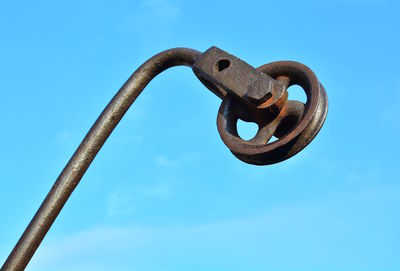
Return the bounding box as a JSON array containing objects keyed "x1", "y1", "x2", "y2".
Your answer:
[{"x1": 1, "y1": 48, "x2": 202, "y2": 271}]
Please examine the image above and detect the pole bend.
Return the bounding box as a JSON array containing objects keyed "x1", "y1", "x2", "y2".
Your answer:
[{"x1": 1, "y1": 48, "x2": 202, "y2": 271}]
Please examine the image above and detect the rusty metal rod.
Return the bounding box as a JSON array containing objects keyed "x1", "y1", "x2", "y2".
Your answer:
[{"x1": 1, "y1": 48, "x2": 201, "y2": 271}]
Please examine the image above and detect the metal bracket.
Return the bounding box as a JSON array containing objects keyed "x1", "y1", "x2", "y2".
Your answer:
[{"x1": 192, "y1": 47, "x2": 287, "y2": 112}]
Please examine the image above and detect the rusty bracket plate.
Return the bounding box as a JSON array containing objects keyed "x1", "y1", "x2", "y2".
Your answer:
[{"x1": 192, "y1": 46, "x2": 287, "y2": 113}]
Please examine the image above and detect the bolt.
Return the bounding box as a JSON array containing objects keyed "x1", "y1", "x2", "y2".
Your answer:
[{"x1": 245, "y1": 78, "x2": 273, "y2": 105}]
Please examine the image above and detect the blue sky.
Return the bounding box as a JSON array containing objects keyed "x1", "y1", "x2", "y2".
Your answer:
[{"x1": 0, "y1": 0, "x2": 399, "y2": 270}]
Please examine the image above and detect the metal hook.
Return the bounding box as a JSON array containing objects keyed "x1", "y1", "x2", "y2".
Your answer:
[{"x1": 1, "y1": 46, "x2": 328, "y2": 271}]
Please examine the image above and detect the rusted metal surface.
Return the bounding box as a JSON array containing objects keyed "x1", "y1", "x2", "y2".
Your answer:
[{"x1": 1, "y1": 46, "x2": 328, "y2": 271}]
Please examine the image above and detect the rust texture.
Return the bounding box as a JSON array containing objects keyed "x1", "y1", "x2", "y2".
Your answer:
[{"x1": 1, "y1": 46, "x2": 328, "y2": 271}]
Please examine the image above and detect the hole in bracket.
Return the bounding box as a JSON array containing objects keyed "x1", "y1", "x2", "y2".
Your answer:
[
  {"x1": 216, "y1": 59, "x2": 230, "y2": 72},
  {"x1": 237, "y1": 119, "x2": 258, "y2": 141}
]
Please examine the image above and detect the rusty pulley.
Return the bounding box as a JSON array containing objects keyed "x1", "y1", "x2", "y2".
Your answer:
[
  {"x1": 1, "y1": 47, "x2": 328, "y2": 271},
  {"x1": 193, "y1": 47, "x2": 328, "y2": 165}
]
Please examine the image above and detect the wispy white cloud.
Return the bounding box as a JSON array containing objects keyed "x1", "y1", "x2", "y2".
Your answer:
[
  {"x1": 153, "y1": 155, "x2": 179, "y2": 167},
  {"x1": 29, "y1": 206, "x2": 326, "y2": 270},
  {"x1": 153, "y1": 152, "x2": 201, "y2": 167},
  {"x1": 106, "y1": 182, "x2": 173, "y2": 219},
  {"x1": 106, "y1": 190, "x2": 135, "y2": 218},
  {"x1": 142, "y1": 181, "x2": 172, "y2": 199},
  {"x1": 29, "y1": 181, "x2": 400, "y2": 271},
  {"x1": 54, "y1": 129, "x2": 72, "y2": 144}
]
